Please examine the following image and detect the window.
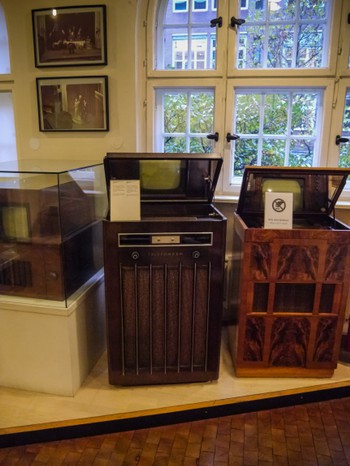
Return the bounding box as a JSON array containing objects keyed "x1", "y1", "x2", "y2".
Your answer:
[
  {"x1": 0, "y1": 3, "x2": 10, "y2": 74},
  {"x1": 0, "y1": 92, "x2": 17, "y2": 161},
  {"x1": 156, "y1": 0, "x2": 218, "y2": 70},
  {"x1": 236, "y1": 0, "x2": 331, "y2": 69},
  {"x1": 339, "y1": 89, "x2": 350, "y2": 168},
  {"x1": 232, "y1": 88, "x2": 322, "y2": 177},
  {"x1": 154, "y1": 88, "x2": 215, "y2": 153},
  {"x1": 146, "y1": 0, "x2": 347, "y2": 196},
  {"x1": 0, "y1": 3, "x2": 17, "y2": 162}
]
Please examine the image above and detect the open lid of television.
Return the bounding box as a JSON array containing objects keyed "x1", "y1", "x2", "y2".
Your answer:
[
  {"x1": 104, "y1": 153, "x2": 223, "y2": 204},
  {"x1": 237, "y1": 166, "x2": 350, "y2": 217}
]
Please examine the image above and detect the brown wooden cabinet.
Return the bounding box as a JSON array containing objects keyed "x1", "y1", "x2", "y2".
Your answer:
[
  {"x1": 103, "y1": 153, "x2": 227, "y2": 385},
  {"x1": 230, "y1": 167, "x2": 350, "y2": 377}
]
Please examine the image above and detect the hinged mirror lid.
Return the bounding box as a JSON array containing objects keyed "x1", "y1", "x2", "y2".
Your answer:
[
  {"x1": 104, "y1": 153, "x2": 223, "y2": 204},
  {"x1": 237, "y1": 166, "x2": 350, "y2": 216}
]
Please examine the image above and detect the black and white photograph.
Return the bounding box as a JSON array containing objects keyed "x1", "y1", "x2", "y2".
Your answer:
[
  {"x1": 32, "y1": 5, "x2": 107, "y2": 67},
  {"x1": 36, "y1": 76, "x2": 109, "y2": 132}
]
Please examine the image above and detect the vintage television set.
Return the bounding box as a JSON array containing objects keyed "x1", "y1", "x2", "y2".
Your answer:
[
  {"x1": 229, "y1": 166, "x2": 350, "y2": 377},
  {"x1": 103, "y1": 152, "x2": 227, "y2": 386},
  {"x1": 0, "y1": 160, "x2": 107, "y2": 302}
]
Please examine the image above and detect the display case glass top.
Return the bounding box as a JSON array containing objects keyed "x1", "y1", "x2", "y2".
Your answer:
[{"x1": 0, "y1": 159, "x2": 107, "y2": 303}]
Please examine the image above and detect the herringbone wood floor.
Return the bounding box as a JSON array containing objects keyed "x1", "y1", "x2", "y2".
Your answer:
[{"x1": 1, "y1": 397, "x2": 350, "y2": 465}]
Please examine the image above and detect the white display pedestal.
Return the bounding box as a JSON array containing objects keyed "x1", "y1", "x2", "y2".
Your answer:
[{"x1": 0, "y1": 272, "x2": 105, "y2": 396}]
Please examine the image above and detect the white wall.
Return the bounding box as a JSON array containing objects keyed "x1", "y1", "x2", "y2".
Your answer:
[{"x1": 2, "y1": 0, "x2": 140, "y2": 162}]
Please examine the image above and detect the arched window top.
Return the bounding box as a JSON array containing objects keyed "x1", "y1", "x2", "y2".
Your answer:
[
  {"x1": 0, "y1": 2, "x2": 11, "y2": 74},
  {"x1": 155, "y1": 0, "x2": 218, "y2": 70}
]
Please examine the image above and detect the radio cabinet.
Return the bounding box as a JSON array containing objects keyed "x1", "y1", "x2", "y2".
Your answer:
[
  {"x1": 103, "y1": 153, "x2": 227, "y2": 385},
  {"x1": 230, "y1": 167, "x2": 350, "y2": 377}
]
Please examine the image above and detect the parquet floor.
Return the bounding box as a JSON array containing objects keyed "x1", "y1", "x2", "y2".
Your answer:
[{"x1": 1, "y1": 396, "x2": 350, "y2": 465}]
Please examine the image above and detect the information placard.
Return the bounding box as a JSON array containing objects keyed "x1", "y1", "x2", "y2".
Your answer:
[
  {"x1": 110, "y1": 180, "x2": 141, "y2": 221},
  {"x1": 264, "y1": 191, "x2": 293, "y2": 229}
]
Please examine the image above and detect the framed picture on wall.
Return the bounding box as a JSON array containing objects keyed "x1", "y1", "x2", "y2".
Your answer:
[
  {"x1": 32, "y1": 5, "x2": 107, "y2": 67},
  {"x1": 36, "y1": 76, "x2": 109, "y2": 132}
]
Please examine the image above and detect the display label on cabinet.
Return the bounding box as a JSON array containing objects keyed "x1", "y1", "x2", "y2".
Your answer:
[
  {"x1": 110, "y1": 180, "x2": 141, "y2": 221},
  {"x1": 264, "y1": 192, "x2": 293, "y2": 229}
]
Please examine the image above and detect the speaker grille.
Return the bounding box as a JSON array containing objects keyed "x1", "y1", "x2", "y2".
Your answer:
[
  {"x1": 119, "y1": 262, "x2": 211, "y2": 375},
  {"x1": 0, "y1": 259, "x2": 33, "y2": 287}
]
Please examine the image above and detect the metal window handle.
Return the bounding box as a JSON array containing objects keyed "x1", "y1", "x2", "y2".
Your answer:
[
  {"x1": 226, "y1": 132, "x2": 240, "y2": 142},
  {"x1": 207, "y1": 132, "x2": 219, "y2": 142},
  {"x1": 230, "y1": 16, "x2": 246, "y2": 28},
  {"x1": 210, "y1": 17, "x2": 222, "y2": 28},
  {"x1": 336, "y1": 135, "x2": 350, "y2": 145}
]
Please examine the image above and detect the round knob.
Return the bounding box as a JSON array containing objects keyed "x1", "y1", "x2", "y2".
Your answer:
[
  {"x1": 131, "y1": 251, "x2": 140, "y2": 260},
  {"x1": 48, "y1": 271, "x2": 58, "y2": 280},
  {"x1": 192, "y1": 251, "x2": 200, "y2": 259}
]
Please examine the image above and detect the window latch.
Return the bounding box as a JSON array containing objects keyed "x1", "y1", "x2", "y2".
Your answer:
[
  {"x1": 226, "y1": 132, "x2": 240, "y2": 143},
  {"x1": 207, "y1": 132, "x2": 219, "y2": 142},
  {"x1": 230, "y1": 16, "x2": 246, "y2": 28},
  {"x1": 335, "y1": 135, "x2": 350, "y2": 145},
  {"x1": 210, "y1": 17, "x2": 222, "y2": 28}
]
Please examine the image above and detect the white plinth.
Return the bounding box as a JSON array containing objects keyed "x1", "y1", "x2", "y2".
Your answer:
[{"x1": 0, "y1": 272, "x2": 106, "y2": 396}]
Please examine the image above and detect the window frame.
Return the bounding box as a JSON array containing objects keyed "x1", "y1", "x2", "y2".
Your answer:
[
  {"x1": 144, "y1": 0, "x2": 350, "y2": 201},
  {"x1": 146, "y1": 78, "x2": 225, "y2": 152},
  {"x1": 221, "y1": 77, "x2": 335, "y2": 196},
  {"x1": 227, "y1": 0, "x2": 342, "y2": 78}
]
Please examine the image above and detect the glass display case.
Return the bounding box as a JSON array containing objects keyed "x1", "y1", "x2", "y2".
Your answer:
[
  {"x1": 0, "y1": 159, "x2": 107, "y2": 305},
  {"x1": 103, "y1": 153, "x2": 227, "y2": 386},
  {"x1": 230, "y1": 166, "x2": 350, "y2": 378}
]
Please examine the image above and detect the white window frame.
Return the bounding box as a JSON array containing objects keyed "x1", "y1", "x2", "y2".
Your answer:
[
  {"x1": 211, "y1": 0, "x2": 217, "y2": 12},
  {"x1": 227, "y1": 0, "x2": 342, "y2": 78},
  {"x1": 221, "y1": 77, "x2": 335, "y2": 196},
  {"x1": 146, "y1": 78, "x2": 225, "y2": 153},
  {"x1": 143, "y1": 1, "x2": 350, "y2": 201},
  {"x1": 148, "y1": 0, "x2": 228, "y2": 77}
]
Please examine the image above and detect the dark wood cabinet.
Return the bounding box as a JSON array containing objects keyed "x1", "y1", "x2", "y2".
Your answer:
[
  {"x1": 230, "y1": 167, "x2": 350, "y2": 377},
  {"x1": 103, "y1": 153, "x2": 227, "y2": 385}
]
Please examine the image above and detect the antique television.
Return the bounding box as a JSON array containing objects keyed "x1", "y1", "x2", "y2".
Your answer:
[
  {"x1": 229, "y1": 166, "x2": 350, "y2": 377},
  {"x1": 0, "y1": 160, "x2": 106, "y2": 302},
  {"x1": 103, "y1": 153, "x2": 227, "y2": 386}
]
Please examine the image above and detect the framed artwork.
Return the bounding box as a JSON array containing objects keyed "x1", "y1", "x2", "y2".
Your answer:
[
  {"x1": 36, "y1": 76, "x2": 109, "y2": 132},
  {"x1": 32, "y1": 5, "x2": 107, "y2": 67}
]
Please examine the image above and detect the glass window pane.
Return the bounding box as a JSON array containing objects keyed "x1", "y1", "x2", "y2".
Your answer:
[
  {"x1": 339, "y1": 89, "x2": 350, "y2": 168},
  {"x1": 262, "y1": 139, "x2": 286, "y2": 166},
  {"x1": 157, "y1": 0, "x2": 217, "y2": 70},
  {"x1": 236, "y1": 0, "x2": 330, "y2": 70},
  {"x1": 0, "y1": 4, "x2": 10, "y2": 74},
  {"x1": 264, "y1": 94, "x2": 288, "y2": 134},
  {"x1": 289, "y1": 139, "x2": 314, "y2": 167},
  {"x1": 234, "y1": 139, "x2": 259, "y2": 176},
  {"x1": 0, "y1": 92, "x2": 17, "y2": 162},
  {"x1": 158, "y1": 89, "x2": 214, "y2": 153},
  {"x1": 232, "y1": 88, "x2": 321, "y2": 177}
]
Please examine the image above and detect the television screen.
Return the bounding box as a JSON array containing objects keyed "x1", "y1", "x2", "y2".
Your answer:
[
  {"x1": 262, "y1": 178, "x2": 303, "y2": 211},
  {"x1": 140, "y1": 160, "x2": 181, "y2": 191},
  {"x1": 1, "y1": 205, "x2": 30, "y2": 240}
]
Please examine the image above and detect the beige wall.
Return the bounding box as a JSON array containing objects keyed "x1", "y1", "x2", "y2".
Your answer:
[{"x1": 2, "y1": 0, "x2": 140, "y2": 162}]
